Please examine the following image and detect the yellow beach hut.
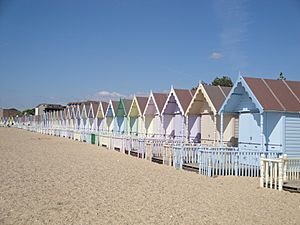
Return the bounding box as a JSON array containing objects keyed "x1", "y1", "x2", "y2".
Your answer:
[
  {"x1": 128, "y1": 96, "x2": 148, "y2": 136},
  {"x1": 186, "y1": 84, "x2": 237, "y2": 147}
]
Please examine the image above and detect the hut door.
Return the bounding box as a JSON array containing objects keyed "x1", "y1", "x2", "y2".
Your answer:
[
  {"x1": 188, "y1": 115, "x2": 201, "y2": 143},
  {"x1": 117, "y1": 117, "x2": 124, "y2": 133},
  {"x1": 154, "y1": 115, "x2": 161, "y2": 136},
  {"x1": 174, "y1": 114, "x2": 183, "y2": 140},
  {"x1": 164, "y1": 115, "x2": 173, "y2": 138},
  {"x1": 145, "y1": 115, "x2": 154, "y2": 136},
  {"x1": 238, "y1": 113, "x2": 261, "y2": 150},
  {"x1": 130, "y1": 117, "x2": 138, "y2": 135}
]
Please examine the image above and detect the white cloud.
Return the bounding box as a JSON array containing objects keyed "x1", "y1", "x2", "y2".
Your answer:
[
  {"x1": 133, "y1": 92, "x2": 149, "y2": 97},
  {"x1": 213, "y1": 0, "x2": 251, "y2": 69},
  {"x1": 210, "y1": 52, "x2": 223, "y2": 60},
  {"x1": 98, "y1": 91, "x2": 125, "y2": 98},
  {"x1": 94, "y1": 90, "x2": 126, "y2": 101}
]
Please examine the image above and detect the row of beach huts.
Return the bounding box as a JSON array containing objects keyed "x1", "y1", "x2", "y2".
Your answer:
[{"x1": 1, "y1": 76, "x2": 300, "y2": 191}]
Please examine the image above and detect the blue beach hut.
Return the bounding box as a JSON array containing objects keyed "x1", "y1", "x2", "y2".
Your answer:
[{"x1": 219, "y1": 76, "x2": 300, "y2": 157}]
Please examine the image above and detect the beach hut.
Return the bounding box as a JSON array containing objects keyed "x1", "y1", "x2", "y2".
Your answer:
[
  {"x1": 0, "y1": 117, "x2": 4, "y2": 126},
  {"x1": 95, "y1": 101, "x2": 109, "y2": 132},
  {"x1": 143, "y1": 92, "x2": 168, "y2": 138},
  {"x1": 58, "y1": 109, "x2": 63, "y2": 136},
  {"x1": 85, "y1": 101, "x2": 100, "y2": 144},
  {"x1": 219, "y1": 76, "x2": 300, "y2": 157},
  {"x1": 56, "y1": 110, "x2": 62, "y2": 136},
  {"x1": 69, "y1": 104, "x2": 78, "y2": 139},
  {"x1": 186, "y1": 84, "x2": 236, "y2": 146},
  {"x1": 65, "y1": 106, "x2": 71, "y2": 137},
  {"x1": 92, "y1": 101, "x2": 108, "y2": 145},
  {"x1": 103, "y1": 100, "x2": 119, "y2": 133},
  {"x1": 128, "y1": 96, "x2": 148, "y2": 136},
  {"x1": 45, "y1": 111, "x2": 50, "y2": 134},
  {"x1": 161, "y1": 87, "x2": 195, "y2": 142},
  {"x1": 115, "y1": 98, "x2": 132, "y2": 135},
  {"x1": 54, "y1": 110, "x2": 60, "y2": 136},
  {"x1": 73, "y1": 104, "x2": 82, "y2": 140},
  {"x1": 87, "y1": 101, "x2": 99, "y2": 132},
  {"x1": 79, "y1": 102, "x2": 91, "y2": 142},
  {"x1": 61, "y1": 107, "x2": 68, "y2": 137},
  {"x1": 99, "y1": 100, "x2": 119, "y2": 148}
]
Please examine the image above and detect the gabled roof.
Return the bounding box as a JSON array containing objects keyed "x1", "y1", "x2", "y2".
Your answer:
[
  {"x1": 102, "y1": 102, "x2": 109, "y2": 115},
  {"x1": 95, "y1": 101, "x2": 108, "y2": 118},
  {"x1": 80, "y1": 102, "x2": 91, "y2": 118},
  {"x1": 128, "y1": 96, "x2": 148, "y2": 116},
  {"x1": 202, "y1": 85, "x2": 231, "y2": 112},
  {"x1": 105, "y1": 100, "x2": 119, "y2": 117},
  {"x1": 115, "y1": 99, "x2": 132, "y2": 117},
  {"x1": 220, "y1": 76, "x2": 300, "y2": 113},
  {"x1": 123, "y1": 99, "x2": 132, "y2": 115},
  {"x1": 70, "y1": 105, "x2": 76, "y2": 119},
  {"x1": 63, "y1": 108, "x2": 68, "y2": 119},
  {"x1": 57, "y1": 110, "x2": 62, "y2": 120},
  {"x1": 162, "y1": 87, "x2": 194, "y2": 114},
  {"x1": 136, "y1": 96, "x2": 148, "y2": 115},
  {"x1": 88, "y1": 101, "x2": 100, "y2": 118},
  {"x1": 186, "y1": 84, "x2": 231, "y2": 115},
  {"x1": 153, "y1": 93, "x2": 168, "y2": 113},
  {"x1": 173, "y1": 88, "x2": 195, "y2": 113},
  {"x1": 143, "y1": 92, "x2": 168, "y2": 116},
  {"x1": 244, "y1": 77, "x2": 300, "y2": 112},
  {"x1": 76, "y1": 104, "x2": 82, "y2": 118}
]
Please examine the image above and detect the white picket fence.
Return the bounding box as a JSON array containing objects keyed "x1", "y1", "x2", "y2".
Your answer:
[
  {"x1": 260, "y1": 155, "x2": 300, "y2": 191},
  {"x1": 172, "y1": 145, "x2": 282, "y2": 177}
]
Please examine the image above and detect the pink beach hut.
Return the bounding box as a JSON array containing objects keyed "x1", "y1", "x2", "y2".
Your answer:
[
  {"x1": 87, "y1": 101, "x2": 100, "y2": 132},
  {"x1": 143, "y1": 92, "x2": 168, "y2": 138},
  {"x1": 161, "y1": 87, "x2": 195, "y2": 142}
]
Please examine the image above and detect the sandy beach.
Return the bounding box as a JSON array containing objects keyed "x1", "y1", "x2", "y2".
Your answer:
[{"x1": 0, "y1": 128, "x2": 299, "y2": 225}]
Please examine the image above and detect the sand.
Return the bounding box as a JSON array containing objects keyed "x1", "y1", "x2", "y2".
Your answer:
[{"x1": 0, "y1": 128, "x2": 299, "y2": 225}]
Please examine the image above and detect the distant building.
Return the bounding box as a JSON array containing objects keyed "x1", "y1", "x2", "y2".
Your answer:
[
  {"x1": 0, "y1": 108, "x2": 21, "y2": 118},
  {"x1": 35, "y1": 103, "x2": 64, "y2": 115}
]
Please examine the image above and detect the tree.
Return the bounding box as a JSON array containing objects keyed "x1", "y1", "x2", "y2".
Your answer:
[
  {"x1": 211, "y1": 76, "x2": 233, "y2": 87},
  {"x1": 22, "y1": 108, "x2": 35, "y2": 115},
  {"x1": 191, "y1": 80, "x2": 208, "y2": 90},
  {"x1": 277, "y1": 72, "x2": 286, "y2": 80}
]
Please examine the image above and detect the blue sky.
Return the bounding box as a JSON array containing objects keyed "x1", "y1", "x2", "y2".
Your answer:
[{"x1": 0, "y1": 0, "x2": 299, "y2": 110}]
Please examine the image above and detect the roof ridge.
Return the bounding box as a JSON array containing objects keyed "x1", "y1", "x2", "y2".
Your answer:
[
  {"x1": 218, "y1": 86, "x2": 226, "y2": 98},
  {"x1": 283, "y1": 80, "x2": 300, "y2": 105},
  {"x1": 261, "y1": 78, "x2": 286, "y2": 111}
]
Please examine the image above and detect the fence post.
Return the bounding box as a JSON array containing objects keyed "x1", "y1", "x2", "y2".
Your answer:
[
  {"x1": 208, "y1": 153, "x2": 212, "y2": 177},
  {"x1": 278, "y1": 155, "x2": 283, "y2": 191},
  {"x1": 148, "y1": 142, "x2": 153, "y2": 161},
  {"x1": 180, "y1": 145, "x2": 183, "y2": 169},
  {"x1": 283, "y1": 154, "x2": 287, "y2": 182},
  {"x1": 235, "y1": 154, "x2": 239, "y2": 176},
  {"x1": 260, "y1": 154, "x2": 265, "y2": 188}
]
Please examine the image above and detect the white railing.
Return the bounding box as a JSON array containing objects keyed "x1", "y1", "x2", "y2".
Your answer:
[
  {"x1": 173, "y1": 145, "x2": 282, "y2": 177},
  {"x1": 260, "y1": 155, "x2": 300, "y2": 191}
]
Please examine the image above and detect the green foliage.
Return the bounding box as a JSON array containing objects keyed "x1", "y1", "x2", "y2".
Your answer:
[
  {"x1": 22, "y1": 108, "x2": 35, "y2": 115},
  {"x1": 277, "y1": 72, "x2": 286, "y2": 80},
  {"x1": 211, "y1": 76, "x2": 233, "y2": 87},
  {"x1": 191, "y1": 81, "x2": 208, "y2": 90}
]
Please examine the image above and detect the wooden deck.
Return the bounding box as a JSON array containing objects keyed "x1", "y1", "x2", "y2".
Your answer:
[{"x1": 283, "y1": 180, "x2": 300, "y2": 193}]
